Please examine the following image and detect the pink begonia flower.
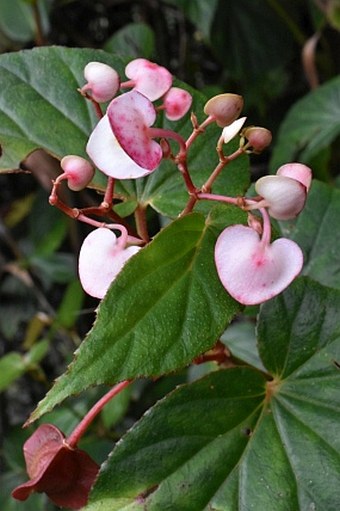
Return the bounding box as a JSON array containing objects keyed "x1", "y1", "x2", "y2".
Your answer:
[
  {"x1": 123, "y1": 58, "x2": 172, "y2": 101},
  {"x1": 277, "y1": 162, "x2": 312, "y2": 191},
  {"x1": 107, "y1": 90, "x2": 163, "y2": 170},
  {"x1": 204, "y1": 93, "x2": 244, "y2": 127},
  {"x1": 162, "y1": 87, "x2": 192, "y2": 121},
  {"x1": 81, "y1": 61, "x2": 120, "y2": 103},
  {"x1": 60, "y1": 155, "x2": 95, "y2": 191},
  {"x1": 215, "y1": 224, "x2": 303, "y2": 305},
  {"x1": 79, "y1": 227, "x2": 141, "y2": 299},
  {"x1": 255, "y1": 163, "x2": 312, "y2": 220},
  {"x1": 221, "y1": 117, "x2": 247, "y2": 145},
  {"x1": 86, "y1": 114, "x2": 153, "y2": 179},
  {"x1": 12, "y1": 424, "x2": 99, "y2": 510}
]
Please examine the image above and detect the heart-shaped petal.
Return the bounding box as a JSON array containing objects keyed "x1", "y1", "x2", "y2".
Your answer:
[
  {"x1": 215, "y1": 225, "x2": 303, "y2": 305},
  {"x1": 86, "y1": 115, "x2": 151, "y2": 179},
  {"x1": 107, "y1": 90, "x2": 163, "y2": 170},
  {"x1": 79, "y1": 228, "x2": 141, "y2": 299}
]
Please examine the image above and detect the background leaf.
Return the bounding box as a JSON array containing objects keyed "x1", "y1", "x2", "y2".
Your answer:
[
  {"x1": 29, "y1": 210, "x2": 245, "y2": 421},
  {"x1": 270, "y1": 76, "x2": 340, "y2": 170},
  {"x1": 84, "y1": 277, "x2": 340, "y2": 511}
]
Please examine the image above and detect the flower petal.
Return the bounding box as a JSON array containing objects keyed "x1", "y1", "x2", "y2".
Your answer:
[
  {"x1": 125, "y1": 58, "x2": 172, "y2": 101},
  {"x1": 79, "y1": 228, "x2": 140, "y2": 299},
  {"x1": 86, "y1": 115, "x2": 151, "y2": 179},
  {"x1": 276, "y1": 162, "x2": 312, "y2": 191},
  {"x1": 107, "y1": 90, "x2": 163, "y2": 170},
  {"x1": 255, "y1": 175, "x2": 307, "y2": 220},
  {"x1": 215, "y1": 225, "x2": 303, "y2": 305}
]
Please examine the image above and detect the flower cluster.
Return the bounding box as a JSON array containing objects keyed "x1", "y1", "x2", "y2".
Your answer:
[{"x1": 48, "y1": 57, "x2": 312, "y2": 305}]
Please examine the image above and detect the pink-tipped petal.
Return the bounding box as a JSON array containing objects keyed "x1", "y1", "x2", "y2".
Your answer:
[
  {"x1": 79, "y1": 228, "x2": 140, "y2": 299},
  {"x1": 163, "y1": 87, "x2": 192, "y2": 121},
  {"x1": 125, "y1": 58, "x2": 172, "y2": 101},
  {"x1": 276, "y1": 163, "x2": 312, "y2": 191},
  {"x1": 60, "y1": 155, "x2": 94, "y2": 191},
  {"x1": 86, "y1": 115, "x2": 151, "y2": 179},
  {"x1": 215, "y1": 225, "x2": 303, "y2": 305},
  {"x1": 255, "y1": 175, "x2": 307, "y2": 220},
  {"x1": 82, "y1": 62, "x2": 120, "y2": 103},
  {"x1": 107, "y1": 90, "x2": 163, "y2": 170}
]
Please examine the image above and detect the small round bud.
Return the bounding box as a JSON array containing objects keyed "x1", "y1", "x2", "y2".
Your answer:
[
  {"x1": 162, "y1": 87, "x2": 192, "y2": 121},
  {"x1": 82, "y1": 62, "x2": 120, "y2": 103},
  {"x1": 204, "y1": 93, "x2": 244, "y2": 127},
  {"x1": 242, "y1": 126, "x2": 272, "y2": 153},
  {"x1": 61, "y1": 155, "x2": 95, "y2": 191},
  {"x1": 276, "y1": 163, "x2": 312, "y2": 191}
]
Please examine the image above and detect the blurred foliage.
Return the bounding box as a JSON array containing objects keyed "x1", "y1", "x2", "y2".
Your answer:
[{"x1": 1, "y1": 1, "x2": 340, "y2": 510}]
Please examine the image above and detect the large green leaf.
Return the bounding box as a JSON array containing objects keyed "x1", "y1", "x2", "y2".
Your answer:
[
  {"x1": 0, "y1": 46, "x2": 250, "y2": 218},
  {"x1": 29, "y1": 209, "x2": 244, "y2": 422},
  {"x1": 279, "y1": 180, "x2": 340, "y2": 290},
  {"x1": 84, "y1": 277, "x2": 340, "y2": 510},
  {"x1": 270, "y1": 76, "x2": 340, "y2": 170}
]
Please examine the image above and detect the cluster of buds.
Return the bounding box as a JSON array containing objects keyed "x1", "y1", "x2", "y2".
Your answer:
[{"x1": 47, "y1": 57, "x2": 312, "y2": 305}]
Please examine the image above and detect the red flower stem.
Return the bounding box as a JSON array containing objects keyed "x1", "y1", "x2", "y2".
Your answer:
[
  {"x1": 102, "y1": 177, "x2": 115, "y2": 207},
  {"x1": 67, "y1": 380, "x2": 131, "y2": 448},
  {"x1": 259, "y1": 207, "x2": 272, "y2": 248},
  {"x1": 202, "y1": 146, "x2": 245, "y2": 192},
  {"x1": 185, "y1": 115, "x2": 215, "y2": 150},
  {"x1": 196, "y1": 192, "x2": 239, "y2": 206}
]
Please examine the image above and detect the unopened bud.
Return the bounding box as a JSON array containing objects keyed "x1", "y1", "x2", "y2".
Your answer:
[
  {"x1": 255, "y1": 175, "x2": 307, "y2": 220},
  {"x1": 61, "y1": 155, "x2": 95, "y2": 191},
  {"x1": 82, "y1": 62, "x2": 120, "y2": 103},
  {"x1": 204, "y1": 93, "x2": 244, "y2": 127},
  {"x1": 162, "y1": 87, "x2": 192, "y2": 121},
  {"x1": 243, "y1": 126, "x2": 272, "y2": 153}
]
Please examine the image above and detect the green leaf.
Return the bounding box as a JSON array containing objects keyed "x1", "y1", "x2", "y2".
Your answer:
[
  {"x1": 165, "y1": 0, "x2": 219, "y2": 39},
  {"x1": 29, "y1": 210, "x2": 245, "y2": 421},
  {"x1": 0, "y1": 0, "x2": 49, "y2": 43},
  {"x1": 0, "y1": 352, "x2": 26, "y2": 392},
  {"x1": 0, "y1": 46, "x2": 125, "y2": 171},
  {"x1": 85, "y1": 277, "x2": 340, "y2": 511},
  {"x1": 270, "y1": 75, "x2": 340, "y2": 170},
  {"x1": 104, "y1": 23, "x2": 155, "y2": 59},
  {"x1": 210, "y1": 0, "x2": 296, "y2": 81},
  {"x1": 279, "y1": 180, "x2": 340, "y2": 290}
]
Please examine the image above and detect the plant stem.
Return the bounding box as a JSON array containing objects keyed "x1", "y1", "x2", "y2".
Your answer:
[{"x1": 67, "y1": 380, "x2": 131, "y2": 448}]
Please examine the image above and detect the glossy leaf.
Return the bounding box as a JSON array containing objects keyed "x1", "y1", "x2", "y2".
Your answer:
[
  {"x1": 29, "y1": 210, "x2": 245, "y2": 422},
  {"x1": 0, "y1": 47, "x2": 125, "y2": 171},
  {"x1": 270, "y1": 75, "x2": 340, "y2": 170},
  {"x1": 84, "y1": 277, "x2": 340, "y2": 511},
  {"x1": 104, "y1": 23, "x2": 155, "y2": 59}
]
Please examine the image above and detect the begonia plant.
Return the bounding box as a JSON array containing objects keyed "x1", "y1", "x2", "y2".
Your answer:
[{"x1": 0, "y1": 47, "x2": 339, "y2": 511}]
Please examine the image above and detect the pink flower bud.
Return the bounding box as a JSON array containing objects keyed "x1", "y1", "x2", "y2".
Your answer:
[
  {"x1": 60, "y1": 155, "x2": 95, "y2": 191},
  {"x1": 162, "y1": 87, "x2": 192, "y2": 121},
  {"x1": 204, "y1": 93, "x2": 244, "y2": 127},
  {"x1": 255, "y1": 175, "x2": 307, "y2": 220},
  {"x1": 242, "y1": 126, "x2": 272, "y2": 152},
  {"x1": 81, "y1": 62, "x2": 120, "y2": 103},
  {"x1": 276, "y1": 163, "x2": 312, "y2": 191},
  {"x1": 215, "y1": 224, "x2": 303, "y2": 305},
  {"x1": 78, "y1": 227, "x2": 141, "y2": 299},
  {"x1": 124, "y1": 58, "x2": 172, "y2": 101}
]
